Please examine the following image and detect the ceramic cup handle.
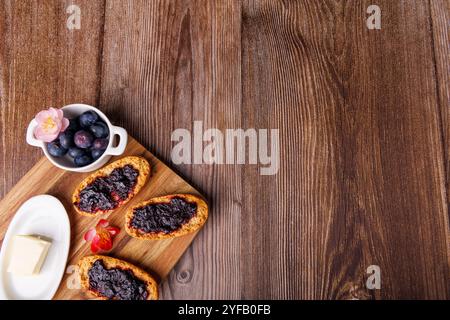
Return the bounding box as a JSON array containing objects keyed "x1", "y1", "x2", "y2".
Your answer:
[
  {"x1": 26, "y1": 119, "x2": 42, "y2": 147},
  {"x1": 107, "y1": 126, "x2": 128, "y2": 156}
]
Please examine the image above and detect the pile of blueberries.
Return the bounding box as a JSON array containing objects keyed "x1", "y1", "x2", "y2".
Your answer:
[{"x1": 47, "y1": 111, "x2": 109, "y2": 167}]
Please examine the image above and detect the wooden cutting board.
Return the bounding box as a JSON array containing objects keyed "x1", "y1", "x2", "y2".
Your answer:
[{"x1": 0, "y1": 137, "x2": 205, "y2": 299}]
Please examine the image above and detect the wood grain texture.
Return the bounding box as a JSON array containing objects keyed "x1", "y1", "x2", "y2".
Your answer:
[
  {"x1": 430, "y1": 0, "x2": 450, "y2": 205},
  {"x1": 0, "y1": 137, "x2": 204, "y2": 299},
  {"x1": 0, "y1": 0, "x2": 449, "y2": 299}
]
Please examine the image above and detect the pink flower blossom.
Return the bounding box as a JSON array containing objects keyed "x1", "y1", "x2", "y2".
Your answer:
[
  {"x1": 84, "y1": 219, "x2": 120, "y2": 253},
  {"x1": 33, "y1": 107, "x2": 70, "y2": 142}
]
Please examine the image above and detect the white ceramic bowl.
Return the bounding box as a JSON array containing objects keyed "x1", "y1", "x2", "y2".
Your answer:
[{"x1": 26, "y1": 104, "x2": 128, "y2": 172}]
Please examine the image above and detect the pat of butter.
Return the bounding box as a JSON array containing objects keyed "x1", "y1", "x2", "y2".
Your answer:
[{"x1": 7, "y1": 235, "x2": 52, "y2": 276}]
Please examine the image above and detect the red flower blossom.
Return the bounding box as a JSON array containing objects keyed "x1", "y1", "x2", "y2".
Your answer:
[{"x1": 84, "y1": 219, "x2": 120, "y2": 253}]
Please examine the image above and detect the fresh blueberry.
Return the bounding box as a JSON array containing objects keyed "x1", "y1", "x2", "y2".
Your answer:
[
  {"x1": 59, "y1": 130, "x2": 74, "y2": 149},
  {"x1": 91, "y1": 148, "x2": 105, "y2": 160},
  {"x1": 68, "y1": 147, "x2": 85, "y2": 158},
  {"x1": 92, "y1": 138, "x2": 108, "y2": 150},
  {"x1": 78, "y1": 111, "x2": 99, "y2": 128},
  {"x1": 47, "y1": 140, "x2": 68, "y2": 157},
  {"x1": 74, "y1": 154, "x2": 93, "y2": 167},
  {"x1": 67, "y1": 118, "x2": 79, "y2": 132},
  {"x1": 74, "y1": 130, "x2": 94, "y2": 149},
  {"x1": 90, "y1": 122, "x2": 109, "y2": 138}
]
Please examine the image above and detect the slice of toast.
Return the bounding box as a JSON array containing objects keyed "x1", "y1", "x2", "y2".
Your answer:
[
  {"x1": 72, "y1": 156, "x2": 150, "y2": 216},
  {"x1": 125, "y1": 194, "x2": 208, "y2": 240},
  {"x1": 78, "y1": 255, "x2": 159, "y2": 300}
]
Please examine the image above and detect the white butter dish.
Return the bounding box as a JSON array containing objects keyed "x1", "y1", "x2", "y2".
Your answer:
[{"x1": 0, "y1": 195, "x2": 70, "y2": 300}]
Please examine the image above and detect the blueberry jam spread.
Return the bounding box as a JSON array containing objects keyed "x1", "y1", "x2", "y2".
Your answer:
[
  {"x1": 88, "y1": 260, "x2": 148, "y2": 300},
  {"x1": 75, "y1": 165, "x2": 139, "y2": 213},
  {"x1": 130, "y1": 197, "x2": 197, "y2": 234}
]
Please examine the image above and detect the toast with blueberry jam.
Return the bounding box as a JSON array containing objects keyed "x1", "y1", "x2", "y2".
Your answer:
[
  {"x1": 78, "y1": 255, "x2": 158, "y2": 300},
  {"x1": 125, "y1": 194, "x2": 208, "y2": 240},
  {"x1": 72, "y1": 156, "x2": 150, "y2": 216}
]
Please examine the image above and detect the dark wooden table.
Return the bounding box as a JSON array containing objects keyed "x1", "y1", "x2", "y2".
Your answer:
[{"x1": 0, "y1": 0, "x2": 448, "y2": 299}]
